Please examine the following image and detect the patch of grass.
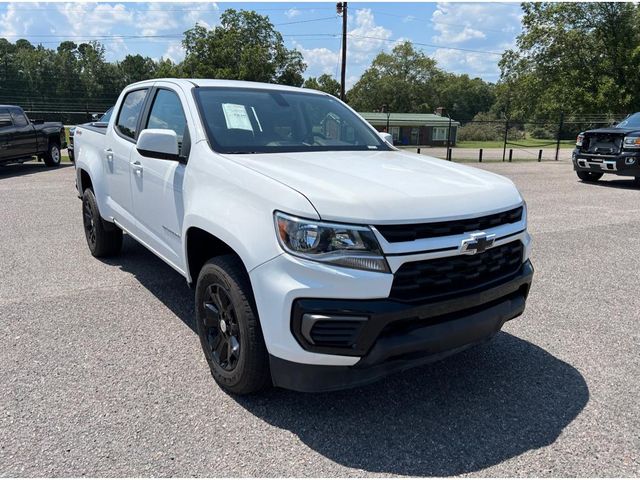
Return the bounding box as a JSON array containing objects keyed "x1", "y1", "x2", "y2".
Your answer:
[{"x1": 457, "y1": 139, "x2": 575, "y2": 149}]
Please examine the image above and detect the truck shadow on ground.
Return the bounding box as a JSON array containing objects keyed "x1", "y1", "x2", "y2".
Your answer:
[
  {"x1": 110, "y1": 236, "x2": 589, "y2": 477},
  {"x1": 0, "y1": 162, "x2": 72, "y2": 179},
  {"x1": 579, "y1": 178, "x2": 640, "y2": 190}
]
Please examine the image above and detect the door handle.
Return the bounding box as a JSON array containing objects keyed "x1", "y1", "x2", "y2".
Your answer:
[
  {"x1": 104, "y1": 148, "x2": 114, "y2": 162},
  {"x1": 130, "y1": 160, "x2": 143, "y2": 176}
]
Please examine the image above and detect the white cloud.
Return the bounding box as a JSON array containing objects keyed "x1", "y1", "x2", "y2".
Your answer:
[
  {"x1": 0, "y1": 3, "x2": 35, "y2": 37},
  {"x1": 432, "y1": 48, "x2": 500, "y2": 81},
  {"x1": 285, "y1": 8, "x2": 301, "y2": 19},
  {"x1": 431, "y1": 2, "x2": 521, "y2": 44},
  {"x1": 295, "y1": 9, "x2": 395, "y2": 85},
  {"x1": 57, "y1": 3, "x2": 134, "y2": 37},
  {"x1": 162, "y1": 42, "x2": 186, "y2": 63},
  {"x1": 294, "y1": 42, "x2": 340, "y2": 75},
  {"x1": 348, "y1": 9, "x2": 392, "y2": 62}
]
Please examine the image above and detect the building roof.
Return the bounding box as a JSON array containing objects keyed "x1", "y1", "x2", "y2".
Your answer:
[{"x1": 359, "y1": 112, "x2": 460, "y2": 127}]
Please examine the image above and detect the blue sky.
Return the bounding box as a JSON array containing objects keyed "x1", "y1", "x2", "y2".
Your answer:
[{"x1": 0, "y1": 2, "x2": 524, "y2": 86}]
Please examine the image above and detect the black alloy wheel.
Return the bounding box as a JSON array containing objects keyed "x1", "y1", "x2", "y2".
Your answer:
[
  {"x1": 83, "y1": 194, "x2": 97, "y2": 251},
  {"x1": 195, "y1": 255, "x2": 270, "y2": 394},
  {"x1": 202, "y1": 283, "x2": 241, "y2": 371}
]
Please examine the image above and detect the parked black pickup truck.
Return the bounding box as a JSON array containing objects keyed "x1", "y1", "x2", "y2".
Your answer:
[
  {"x1": 573, "y1": 113, "x2": 640, "y2": 183},
  {"x1": 0, "y1": 105, "x2": 67, "y2": 167}
]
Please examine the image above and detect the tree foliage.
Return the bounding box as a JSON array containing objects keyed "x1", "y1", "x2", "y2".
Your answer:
[
  {"x1": 303, "y1": 74, "x2": 341, "y2": 97},
  {"x1": 182, "y1": 9, "x2": 306, "y2": 85},
  {"x1": 498, "y1": 2, "x2": 640, "y2": 120},
  {"x1": 346, "y1": 41, "x2": 495, "y2": 123},
  {"x1": 347, "y1": 42, "x2": 440, "y2": 113}
]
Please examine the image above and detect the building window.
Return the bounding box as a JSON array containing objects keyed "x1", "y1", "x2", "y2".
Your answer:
[
  {"x1": 390, "y1": 126, "x2": 400, "y2": 142},
  {"x1": 432, "y1": 126, "x2": 448, "y2": 141}
]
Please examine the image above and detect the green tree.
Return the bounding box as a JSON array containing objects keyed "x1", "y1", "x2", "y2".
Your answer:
[
  {"x1": 182, "y1": 9, "x2": 306, "y2": 85},
  {"x1": 436, "y1": 74, "x2": 496, "y2": 124},
  {"x1": 498, "y1": 2, "x2": 640, "y2": 120},
  {"x1": 347, "y1": 41, "x2": 441, "y2": 112},
  {"x1": 117, "y1": 54, "x2": 157, "y2": 85},
  {"x1": 303, "y1": 74, "x2": 341, "y2": 97}
]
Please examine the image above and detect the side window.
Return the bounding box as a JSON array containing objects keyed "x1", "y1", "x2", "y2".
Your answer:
[
  {"x1": 116, "y1": 89, "x2": 148, "y2": 140},
  {"x1": 10, "y1": 109, "x2": 28, "y2": 127},
  {"x1": 0, "y1": 109, "x2": 11, "y2": 128},
  {"x1": 100, "y1": 107, "x2": 114, "y2": 124},
  {"x1": 146, "y1": 89, "x2": 187, "y2": 155}
]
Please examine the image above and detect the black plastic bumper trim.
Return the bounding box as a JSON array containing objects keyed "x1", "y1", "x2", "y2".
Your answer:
[
  {"x1": 291, "y1": 260, "x2": 533, "y2": 357},
  {"x1": 271, "y1": 290, "x2": 527, "y2": 392}
]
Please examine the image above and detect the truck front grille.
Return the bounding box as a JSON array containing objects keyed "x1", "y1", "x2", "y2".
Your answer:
[
  {"x1": 390, "y1": 241, "x2": 524, "y2": 303},
  {"x1": 374, "y1": 207, "x2": 523, "y2": 243}
]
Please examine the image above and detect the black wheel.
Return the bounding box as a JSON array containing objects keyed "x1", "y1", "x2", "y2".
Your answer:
[
  {"x1": 68, "y1": 150, "x2": 75, "y2": 163},
  {"x1": 43, "y1": 142, "x2": 61, "y2": 167},
  {"x1": 195, "y1": 255, "x2": 270, "y2": 395},
  {"x1": 82, "y1": 188, "x2": 122, "y2": 257},
  {"x1": 577, "y1": 171, "x2": 603, "y2": 182},
  {"x1": 634, "y1": 176, "x2": 640, "y2": 186}
]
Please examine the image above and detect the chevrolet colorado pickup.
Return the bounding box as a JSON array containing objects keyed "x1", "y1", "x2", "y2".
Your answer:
[
  {"x1": 573, "y1": 113, "x2": 640, "y2": 183},
  {"x1": 0, "y1": 105, "x2": 66, "y2": 166},
  {"x1": 74, "y1": 79, "x2": 533, "y2": 394}
]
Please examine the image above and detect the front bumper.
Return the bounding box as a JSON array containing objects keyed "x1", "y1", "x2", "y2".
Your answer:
[
  {"x1": 258, "y1": 256, "x2": 533, "y2": 392},
  {"x1": 573, "y1": 149, "x2": 640, "y2": 176}
]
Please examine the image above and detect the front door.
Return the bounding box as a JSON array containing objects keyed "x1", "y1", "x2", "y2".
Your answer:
[
  {"x1": 105, "y1": 88, "x2": 149, "y2": 232},
  {"x1": 0, "y1": 109, "x2": 12, "y2": 162},
  {"x1": 130, "y1": 87, "x2": 189, "y2": 268},
  {"x1": 8, "y1": 108, "x2": 37, "y2": 158}
]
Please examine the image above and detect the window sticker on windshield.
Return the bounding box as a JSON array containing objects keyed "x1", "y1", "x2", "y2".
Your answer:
[{"x1": 222, "y1": 103, "x2": 253, "y2": 131}]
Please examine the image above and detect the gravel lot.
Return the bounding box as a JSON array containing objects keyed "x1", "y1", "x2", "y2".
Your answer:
[{"x1": 0, "y1": 160, "x2": 638, "y2": 477}]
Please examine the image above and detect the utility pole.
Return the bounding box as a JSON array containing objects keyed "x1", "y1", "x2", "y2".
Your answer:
[{"x1": 337, "y1": 2, "x2": 347, "y2": 102}]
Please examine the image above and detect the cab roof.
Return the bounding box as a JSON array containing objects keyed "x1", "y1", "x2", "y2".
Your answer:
[{"x1": 128, "y1": 78, "x2": 325, "y2": 95}]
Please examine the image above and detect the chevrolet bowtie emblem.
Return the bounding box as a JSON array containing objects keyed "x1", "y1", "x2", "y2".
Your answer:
[{"x1": 460, "y1": 232, "x2": 496, "y2": 255}]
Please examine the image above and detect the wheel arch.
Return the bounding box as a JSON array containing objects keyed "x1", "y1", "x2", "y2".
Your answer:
[
  {"x1": 78, "y1": 167, "x2": 93, "y2": 193},
  {"x1": 184, "y1": 225, "x2": 250, "y2": 286}
]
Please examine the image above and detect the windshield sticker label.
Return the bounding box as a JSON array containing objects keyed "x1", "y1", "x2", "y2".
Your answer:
[{"x1": 222, "y1": 103, "x2": 253, "y2": 131}]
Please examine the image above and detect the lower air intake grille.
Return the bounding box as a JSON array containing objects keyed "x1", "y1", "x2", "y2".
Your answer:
[
  {"x1": 391, "y1": 241, "x2": 524, "y2": 303},
  {"x1": 309, "y1": 319, "x2": 365, "y2": 348}
]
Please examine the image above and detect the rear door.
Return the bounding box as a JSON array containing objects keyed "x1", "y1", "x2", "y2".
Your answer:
[
  {"x1": 8, "y1": 108, "x2": 37, "y2": 158},
  {"x1": 129, "y1": 86, "x2": 189, "y2": 267},
  {"x1": 104, "y1": 87, "x2": 150, "y2": 233},
  {"x1": 0, "y1": 109, "x2": 12, "y2": 162}
]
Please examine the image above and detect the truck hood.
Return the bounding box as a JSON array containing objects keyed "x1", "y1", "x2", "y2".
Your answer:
[
  {"x1": 226, "y1": 150, "x2": 523, "y2": 224},
  {"x1": 584, "y1": 127, "x2": 638, "y2": 135}
]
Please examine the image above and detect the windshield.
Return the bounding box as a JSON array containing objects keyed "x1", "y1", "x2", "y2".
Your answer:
[
  {"x1": 194, "y1": 87, "x2": 389, "y2": 154},
  {"x1": 616, "y1": 113, "x2": 640, "y2": 129}
]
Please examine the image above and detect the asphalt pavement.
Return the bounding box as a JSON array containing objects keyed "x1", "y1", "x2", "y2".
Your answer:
[{"x1": 0, "y1": 160, "x2": 638, "y2": 476}]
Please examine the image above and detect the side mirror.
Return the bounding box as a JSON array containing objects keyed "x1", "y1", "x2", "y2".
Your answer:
[
  {"x1": 379, "y1": 132, "x2": 394, "y2": 145},
  {"x1": 136, "y1": 129, "x2": 180, "y2": 161},
  {"x1": 91, "y1": 113, "x2": 100, "y2": 121}
]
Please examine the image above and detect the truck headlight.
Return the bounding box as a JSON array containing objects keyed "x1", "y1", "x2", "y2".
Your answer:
[
  {"x1": 274, "y1": 211, "x2": 390, "y2": 273},
  {"x1": 623, "y1": 136, "x2": 640, "y2": 149},
  {"x1": 576, "y1": 134, "x2": 584, "y2": 147}
]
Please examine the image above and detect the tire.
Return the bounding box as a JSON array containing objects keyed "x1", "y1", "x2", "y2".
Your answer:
[
  {"x1": 43, "y1": 142, "x2": 61, "y2": 167},
  {"x1": 577, "y1": 170, "x2": 603, "y2": 182},
  {"x1": 195, "y1": 255, "x2": 270, "y2": 395},
  {"x1": 68, "y1": 149, "x2": 75, "y2": 163},
  {"x1": 82, "y1": 188, "x2": 122, "y2": 257}
]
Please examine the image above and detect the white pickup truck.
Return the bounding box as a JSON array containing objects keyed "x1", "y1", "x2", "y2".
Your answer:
[{"x1": 74, "y1": 79, "x2": 533, "y2": 394}]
